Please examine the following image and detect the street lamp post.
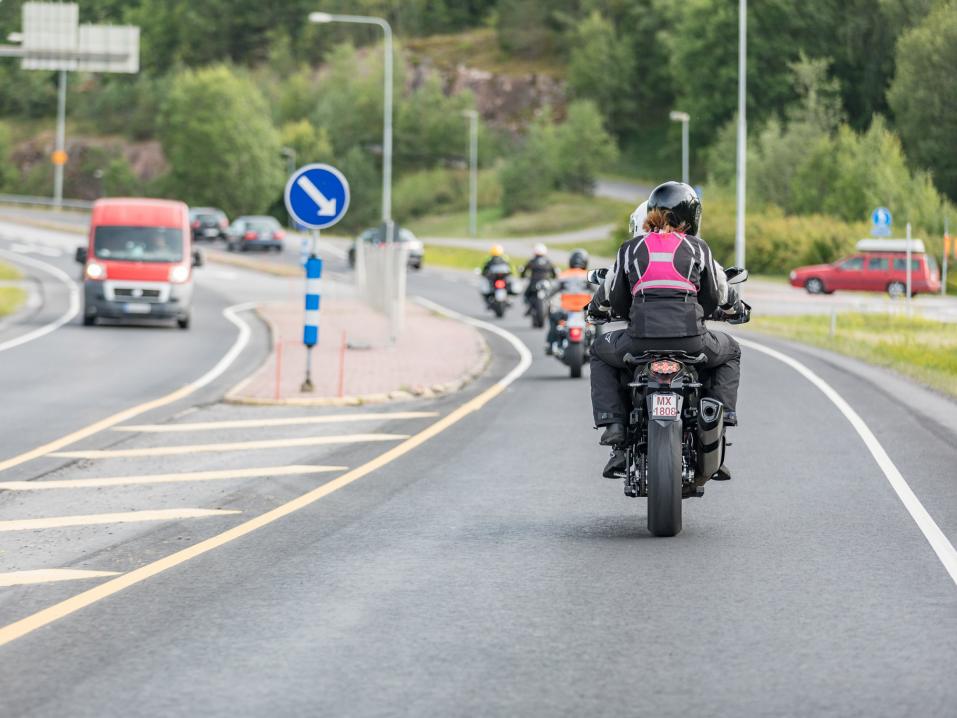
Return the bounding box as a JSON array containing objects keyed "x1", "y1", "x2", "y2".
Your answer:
[
  {"x1": 735, "y1": 0, "x2": 747, "y2": 269},
  {"x1": 669, "y1": 111, "x2": 690, "y2": 185},
  {"x1": 462, "y1": 110, "x2": 478, "y2": 238},
  {"x1": 309, "y1": 11, "x2": 393, "y2": 241}
]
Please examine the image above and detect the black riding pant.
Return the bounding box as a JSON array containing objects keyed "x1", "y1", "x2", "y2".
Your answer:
[{"x1": 590, "y1": 329, "x2": 741, "y2": 426}]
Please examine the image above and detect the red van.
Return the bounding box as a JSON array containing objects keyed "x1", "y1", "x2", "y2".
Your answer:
[
  {"x1": 75, "y1": 198, "x2": 201, "y2": 328},
  {"x1": 789, "y1": 239, "x2": 941, "y2": 297}
]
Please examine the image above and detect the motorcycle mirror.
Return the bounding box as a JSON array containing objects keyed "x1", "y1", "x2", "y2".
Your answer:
[
  {"x1": 587, "y1": 268, "x2": 608, "y2": 285},
  {"x1": 725, "y1": 267, "x2": 749, "y2": 285}
]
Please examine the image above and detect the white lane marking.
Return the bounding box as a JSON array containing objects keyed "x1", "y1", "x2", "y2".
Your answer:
[
  {"x1": 115, "y1": 411, "x2": 439, "y2": 433},
  {"x1": 192, "y1": 301, "x2": 256, "y2": 390},
  {"x1": 0, "y1": 464, "x2": 344, "y2": 491},
  {"x1": 739, "y1": 337, "x2": 957, "y2": 587},
  {"x1": 0, "y1": 508, "x2": 241, "y2": 532},
  {"x1": 51, "y1": 433, "x2": 408, "y2": 459},
  {"x1": 0, "y1": 249, "x2": 80, "y2": 353},
  {"x1": 9, "y1": 243, "x2": 62, "y2": 257},
  {"x1": 414, "y1": 297, "x2": 533, "y2": 387},
  {"x1": 0, "y1": 569, "x2": 120, "y2": 587}
]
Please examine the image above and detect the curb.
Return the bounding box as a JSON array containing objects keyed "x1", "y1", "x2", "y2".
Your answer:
[
  {"x1": 223, "y1": 304, "x2": 491, "y2": 408},
  {"x1": 0, "y1": 213, "x2": 84, "y2": 235}
]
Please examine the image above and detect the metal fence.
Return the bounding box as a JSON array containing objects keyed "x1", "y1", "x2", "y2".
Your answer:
[
  {"x1": 355, "y1": 239, "x2": 408, "y2": 342},
  {"x1": 0, "y1": 193, "x2": 93, "y2": 210}
]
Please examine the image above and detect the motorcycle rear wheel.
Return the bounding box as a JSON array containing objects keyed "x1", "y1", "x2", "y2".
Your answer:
[
  {"x1": 493, "y1": 302, "x2": 505, "y2": 318},
  {"x1": 646, "y1": 419, "x2": 682, "y2": 536},
  {"x1": 566, "y1": 342, "x2": 584, "y2": 378}
]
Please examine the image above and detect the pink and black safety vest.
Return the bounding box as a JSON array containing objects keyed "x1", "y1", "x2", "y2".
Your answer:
[{"x1": 597, "y1": 231, "x2": 723, "y2": 339}]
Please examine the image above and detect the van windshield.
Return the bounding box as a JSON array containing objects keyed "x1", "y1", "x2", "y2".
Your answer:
[{"x1": 94, "y1": 226, "x2": 184, "y2": 263}]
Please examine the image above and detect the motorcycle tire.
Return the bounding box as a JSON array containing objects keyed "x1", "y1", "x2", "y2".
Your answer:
[
  {"x1": 566, "y1": 342, "x2": 584, "y2": 378},
  {"x1": 646, "y1": 419, "x2": 683, "y2": 537},
  {"x1": 531, "y1": 299, "x2": 545, "y2": 328},
  {"x1": 493, "y1": 303, "x2": 505, "y2": 318}
]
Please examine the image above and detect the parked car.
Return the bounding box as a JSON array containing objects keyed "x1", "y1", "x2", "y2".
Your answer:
[
  {"x1": 75, "y1": 198, "x2": 201, "y2": 329},
  {"x1": 188, "y1": 207, "x2": 228, "y2": 242},
  {"x1": 226, "y1": 215, "x2": 285, "y2": 252},
  {"x1": 348, "y1": 226, "x2": 424, "y2": 270},
  {"x1": 789, "y1": 239, "x2": 941, "y2": 297}
]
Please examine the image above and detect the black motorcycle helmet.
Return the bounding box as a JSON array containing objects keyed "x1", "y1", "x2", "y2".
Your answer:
[
  {"x1": 568, "y1": 249, "x2": 589, "y2": 269},
  {"x1": 646, "y1": 181, "x2": 701, "y2": 235}
]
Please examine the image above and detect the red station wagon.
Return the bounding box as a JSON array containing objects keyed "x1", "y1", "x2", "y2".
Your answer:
[{"x1": 789, "y1": 239, "x2": 941, "y2": 297}]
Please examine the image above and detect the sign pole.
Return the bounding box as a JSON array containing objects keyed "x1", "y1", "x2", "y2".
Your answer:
[
  {"x1": 942, "y1": 216, "x2": 949, "y2": 297},
  {"x1": 53, "y1": 69, "x2": 67, "y2": 210},
  {"x1": 301, "y1": 240, "x2": 322, "y2": 393},
  {"x1": 906, "y1": 222, "x2": 913, "y2": 303}
]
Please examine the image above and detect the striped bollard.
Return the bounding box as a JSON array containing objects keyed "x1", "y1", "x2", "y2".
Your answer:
[{"x1": 301, "y1": 253, "x2": 322, "y2": 392}]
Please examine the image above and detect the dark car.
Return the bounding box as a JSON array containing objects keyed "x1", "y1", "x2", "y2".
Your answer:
[
  {"x1": 189, "y1": 207, "x2": 228, "y2": 242},
  {"x1": 348, "y1": 226, "x2": 424, "y2": 270},
  {"x1": 226, "y1": 216, "x2": 286, "y2": 252}
]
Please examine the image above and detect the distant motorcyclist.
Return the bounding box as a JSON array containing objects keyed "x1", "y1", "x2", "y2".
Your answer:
[
  {"x1": 545, "y1": 249, "x2": 594, "y2": 351},
  {"x1": 520, "y1": 243, "x2": 558, "y2": 299},
  {"x1": 588, "y1": 182, "x2": 744, "y2": 477},
  {"x1": 481, "y1": 244, "x2": 511, "y2": 277}
]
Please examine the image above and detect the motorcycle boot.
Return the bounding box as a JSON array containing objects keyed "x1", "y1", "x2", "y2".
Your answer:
[
  {"x1": 603, "y1": 449, "x2": 626, "y2": 478},
  {"x1": 599, "y1": 422, "x2": 625, "y2": 446}
]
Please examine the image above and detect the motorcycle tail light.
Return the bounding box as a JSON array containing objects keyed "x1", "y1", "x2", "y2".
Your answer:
[
  {"x1": 569, "y1": 326, "x2": 583, "y2": 342},
  {"x1": 650, "y1": 359, "x2": 681, "y2": 375},
  {"x1": 494, "y1": 279, "x2": 506, "y2": 289}
]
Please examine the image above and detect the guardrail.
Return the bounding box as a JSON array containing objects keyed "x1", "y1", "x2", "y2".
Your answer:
[{"x1": 0, "y1": 193, "x2": 93, "y2": 210}]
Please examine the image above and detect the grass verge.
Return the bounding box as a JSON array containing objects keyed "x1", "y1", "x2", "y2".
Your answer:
[
  {"x1": 422, "y1": 244, "x2": 505, "y2": 273},
  {"x1": 748, "y1": 312, "x2": 957, "y2": 398},
  {"x1": 0, "y1": 287, "x2": 26, "y2": 317},
  {"x1": 408, "y1": 193, "x2": 631, "y2": 239},
  {"x1": 0, "y1": 261, "x2": 22, "y2": 281}
]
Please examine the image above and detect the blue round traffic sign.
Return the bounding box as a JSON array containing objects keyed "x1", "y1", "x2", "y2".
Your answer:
[
  {"x1": 871, "y1": 206, "x2": 892, "y2": 237},
  {"x1": 284, "y1": 163, "x2": 350, "y2": 230}
]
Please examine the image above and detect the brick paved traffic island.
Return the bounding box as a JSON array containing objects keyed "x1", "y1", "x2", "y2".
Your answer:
[{"x1": 228, "y1": 298, "x2": 489, "y2": 406}]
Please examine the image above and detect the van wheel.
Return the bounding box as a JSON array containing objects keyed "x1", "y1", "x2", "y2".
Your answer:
[
  {"x1": 805, "y1": 277, "x2": 825, "y2": 294},
  {"x1": 82, "y1": 313, "x2": 95, "y2": 326},
  {"x1": 887, "y1": 281, "x2": 906, "y2": 299},
  {"x1": 177, "y1": 314, "x2": 191, "y2": 330}
]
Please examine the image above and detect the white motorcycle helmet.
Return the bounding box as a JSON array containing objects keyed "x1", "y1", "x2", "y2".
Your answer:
[
  {"x1": 628, "y1": 200, "x2": 648, "y2": 238},
  {"x1": 533, "y1": 243, "x2": 547, "y2": 256}
]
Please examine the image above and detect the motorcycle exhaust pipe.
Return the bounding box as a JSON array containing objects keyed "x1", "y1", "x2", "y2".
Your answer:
[{"x1": 696, "y1": 398, "x2": 724, "y2": 480}]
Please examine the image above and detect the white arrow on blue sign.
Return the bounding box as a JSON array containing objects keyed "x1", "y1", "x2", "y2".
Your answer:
[
  {"x1": 284, "y1": 163, "x2": 351, "y2": 230},
  {"x1": 871, "y1": 206, "x2": 892, "y2": 237}
]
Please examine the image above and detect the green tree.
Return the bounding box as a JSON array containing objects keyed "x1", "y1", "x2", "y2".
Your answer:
[
  {"x1": 280, "y1": 120, "x2": 334, "y2": 166},
  {"x1": 0, "y1": 122, "x2": 17, "y2": 191},
  {"x1": 396, "y1": 78, "x2": 476, "y2": 171},
  {"x1": 554, "y1": 100, "x2": 619, "y2": 193},
  {"x1": 566, "y1": 11, "x2": 637, "y2": 137},
  {"x1": 500, "y1": 113, "x2": 560, "y2": 215},
  {"x1": 159, "y1": 65, "x2": 283, "y2": 217},
  {"x1": 888, "y1": 0, "x2": 957, "y2": 200}
]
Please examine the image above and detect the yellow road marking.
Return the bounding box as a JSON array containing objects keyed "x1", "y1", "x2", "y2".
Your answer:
[
  {"x1": 50, "y1": 434, "x2": 408, "y2": 459},
  {"x1": 0, "y1": 302, "x2": 256, "y2": 475},
  {"x1": 0, "y1": 508, "x2": 241, "y2": 532},
  {"x1": 0, "y1": 465, "x2": 344, "y2": 491},
  {"x1": 0, "y1": 298, "x2": 532, "y2": 647},
  {"x1": 115, "y1": 412, "x2": 438, "y2": 433},
  {"x1": 0, "y1": 570, "x2": 120, "y2": 588}
]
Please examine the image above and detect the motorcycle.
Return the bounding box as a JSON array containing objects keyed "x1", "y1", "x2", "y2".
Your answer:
[
  {"x1": 524, "y1": 279, "x2": 550, "y2": 328},
  {"x1": 586, "y1": 266, "x2": 752, "y2": 536},
  {"x1": 549, "y1": 307, "x2": 594, "y2": 378},
  {"x1": 478, "y1": 263, "x2": 517, "y2": 318}
]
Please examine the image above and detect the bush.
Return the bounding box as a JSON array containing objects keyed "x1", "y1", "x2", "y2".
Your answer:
[
  {"x1": 499, "y1": 114, "x2": 559, "y2": 215},
  {"x1": 0, "y1": 122, "x2": 15, "y2": 191},
  {"x1": 393, "y1": 167, "x2": 501, "y2": 221},
  {"x1": 280, "y1": 120, "x2": 333, "y2": 166},
  {"x1": 159, "y1": 65, "x2": 283, "y2": 217},
  {"x1": 554, "y1": 100, "x2": 619, "y2": 193}
]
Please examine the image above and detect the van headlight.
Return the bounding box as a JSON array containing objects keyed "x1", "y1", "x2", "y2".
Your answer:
[
  {"x1": 85, "y1": 262, "x2": 106, "y2": 280},
  {"x1": 169, "y1": 265, "x2": 190, "y2": 283}
]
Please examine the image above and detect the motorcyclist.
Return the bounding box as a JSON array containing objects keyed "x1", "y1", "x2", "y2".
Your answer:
[
  {"x1": 588, "y1": 182, "x2": 744, "y2": 477},
  {"x1": 520, "y1": 243, "x2": 558, "y2": 309},
  {"x1": 481, "y1": 244, "x2": 511, "y2": 277},
  {"x1": 545, "y1": 249, "x2": 594, "y2": 352}
]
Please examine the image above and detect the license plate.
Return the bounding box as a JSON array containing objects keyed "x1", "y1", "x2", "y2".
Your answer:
[
  {"x1": 123, "y1": 303, "x2": 151, "y2": 315},
  {"x1": 203, "y1": 228, "x2": 218, "y2": 237},
  {"x1": 494, "y1": 288, "x2": 507, "y2": 301},
  {"x1": 651, "y1": 393, "x2": 680, "y2": 418}
]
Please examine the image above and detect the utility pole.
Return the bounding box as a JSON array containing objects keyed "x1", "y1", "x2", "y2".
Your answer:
[
  {"x1": 53, "y1": 69, "x2": 67, "y2": 209},
  {"x1": 463, "y1": 110, "x2": 479, "y2": 238},
  {"x1": 735, "y1": 0, "x2": 747, "y2": 269},
  {"x1": 669, "y1": 111, "x2": 690, "y2": 185}
]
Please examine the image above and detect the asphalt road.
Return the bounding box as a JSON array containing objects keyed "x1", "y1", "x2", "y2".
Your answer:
[{"x1": 0, "y1": 219, "x2": 955, "y2": 716}]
